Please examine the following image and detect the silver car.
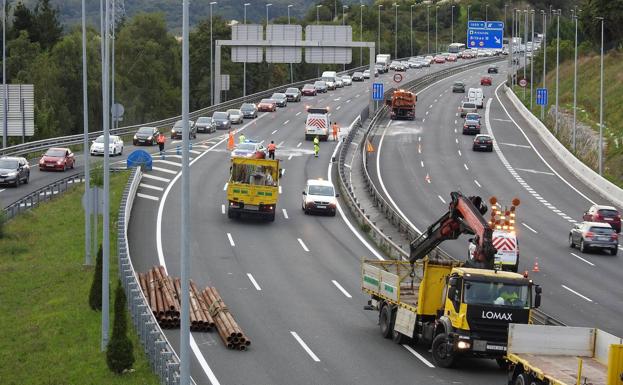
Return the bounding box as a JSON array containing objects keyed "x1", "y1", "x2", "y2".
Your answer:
[
  {"x1": 341, "y1": 75, "x2": 352, "y2": 86},
  {"x1": 569, "y1": 221, "x2": 618, "y2": 255},
  {"x1": 227, "y1": 109, "x2": 244, "y2": 124},
  {"x1": 271, "y1": 93, "x2": 288, "y2": 107}
]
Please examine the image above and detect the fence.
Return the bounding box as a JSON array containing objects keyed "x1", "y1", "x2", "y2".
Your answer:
[{"x1": 336, "y1": 57, "x2": 565, "y2": 326}]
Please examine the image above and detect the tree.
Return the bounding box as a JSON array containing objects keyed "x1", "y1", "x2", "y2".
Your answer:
[
  {"x1": 106, "y1": 282, "x2": 135, "y2": 374},
  {"x1": 32, "y1": 0, "x2": 63, "y2": 50},
  {"x1": 8, "y1": 30, "x2": 41, "y2": 82},
  {"x1": 88, "y1": 244, "x2": 103, "y2": 311},
  {"x1": 10, "y1": 1, "x2": 35, "y2": 41}
]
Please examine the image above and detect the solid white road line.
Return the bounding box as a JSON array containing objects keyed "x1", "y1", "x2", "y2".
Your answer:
[
  {"x1": 570, "y1": 252, "x2": 595, "y2": 266},
  {"x1": 140, "y1": 183, "x2": 164, "y2": 191},
  {"x1": 521, "y1": 222, "x2": 538, "y2": 234},
  {"x1": 271, "y1": 129, "x2": 278, "y2": 134},
  {"x1": 153, "y1": 159, "x2": 182, "y2": 167},
  {"x1": 331, "y1": 280, "x2": 352, "y2": 298},
  {"x1": 402, "y1": 345, "x2": 435, "y2": 368},
  {"x1": 137, "y1": 193, "x2": 159, "y2": 201},
  {"x1": 464, "y1": 163, "x2": 469, "y2": 170},
  {"x1": 247, "y1": 273, "x2": 262, "y2": 291},
  {"x1": 474, "y1": 179, "x2": 481, "y2": 188},
  {"x1": 282, "y1": 209, "x2": 289, "y2": 219},
  {"x1": 283, "y1": 120, "x2": 290, "y2": 125},
  {"x1": 142, "y1": 174, "x2": 171, "y2": 183},
  {"x1": 296, "y1": 111, "x2": 301, "y2": 116},
  {"x1": 279, "y1": 185, "x2": 282, "y2": 194},
  {"x1": 438, "y1": 195, "x2": 446, "y2": 204},
  {"x1": 561, "y1": 285, "x2": 593, "y2": 302},
  {"x1": 297, "y1": 238, "x2": 309, "y2": 252},
  {"x1": 221, "y1": 204, "x2": 225, "y2": 215},
  {"x1": 227, "y1": 233, "x2": 235, "y2": 247},
  {"x1": 152, "y1": 166, "x2": 178, "y2": 175},
  {"x1": 297, "y1": 142, "x2": 302, "y2": 148},
  {"x1": 223, "y1": 183, "x2": 228, "y2": 191},
  {"x1": 290, "y1": 332, "x2": 321, "y2": 362}
]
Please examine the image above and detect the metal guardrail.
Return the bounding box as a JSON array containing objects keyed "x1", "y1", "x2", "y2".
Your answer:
[
  {"x1": 2, "y1": 172, "x2": 85, "y2": 220},
  {"x1": 0, "y1": 62, "x2": 381, "y2": 158},
  {"x1": 117, "y1": 167, "x2": 186, "y2": 384},
  {"x1": 336, "y1": 56, "x2": 565, "y2": 326}
]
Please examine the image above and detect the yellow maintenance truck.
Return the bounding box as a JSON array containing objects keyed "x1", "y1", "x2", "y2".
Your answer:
[
  {"x1": 505, "y1": 324, "x2": 623, "y2": 385},
  {"x1": 227, "y1": 157, "x2": 280, "y2": 222}
]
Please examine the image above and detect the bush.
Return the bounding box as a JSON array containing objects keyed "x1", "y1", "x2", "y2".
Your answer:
[
  {"x1": 88, "y1": 244, "x2": 103, "y2": 310},
  {"x1": 106, "y1": 282, "x2": 135, "y2": 374},
  {"x1": 0, "y1": 211, "x2": 6, "y2": 239}
]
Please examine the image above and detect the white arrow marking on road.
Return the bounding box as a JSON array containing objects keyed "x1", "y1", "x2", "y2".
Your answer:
[
  {"x1": 247, "y1": 273, "x2": 262, "y2": 291},
  {"x1": 515, "y1": 168, "x2": 555, "y2": 176},
  {"x1": 331, "y1": 280, "x2": 352, "y2": 298},
  {"x1": 561, "y1": 285, "x2": 593, "y2": 302}
]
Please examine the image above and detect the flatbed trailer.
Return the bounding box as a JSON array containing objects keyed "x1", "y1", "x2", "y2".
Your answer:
[{"x1": 506, "y1": 324, "x2": 623, "y2": 385}]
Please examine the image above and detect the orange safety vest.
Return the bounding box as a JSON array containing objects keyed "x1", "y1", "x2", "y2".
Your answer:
[
  {"x1": 332, "y1": 124, "x2": 339, "y2": 134},
  {"x1": 268, "y1": 143, "x2": 276, "y2": 152},
  {"x1": 157, "y1": 134, "x2": 165, "y2": 144}
]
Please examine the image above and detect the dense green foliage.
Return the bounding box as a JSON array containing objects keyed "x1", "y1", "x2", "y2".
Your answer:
[{"x1": 107, "y1": 282, "x2": 135, "y2": 374}]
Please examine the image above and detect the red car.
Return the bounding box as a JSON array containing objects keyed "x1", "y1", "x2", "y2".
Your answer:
[
  {"x1": 257, "y1": 98, "x2": 277, "y2": 112},
  {"x1": 480, "y1": 76, "x2": 493, "y2": 86},
  {"x1": 583, "y1": 205, "x2": 621, "y2": 233},
  {"x1": 447, "y1": 55, "x2": 457, "y2": 62},
  {"x1": 434, "y1": 55, "x2": 446, "y2": 64},
  {"x1": 39, "y1": 147, "x2": 75, "y2": 171},
  {"x1": 301, "y1": 84, "x2": 317, "y2": 96}
]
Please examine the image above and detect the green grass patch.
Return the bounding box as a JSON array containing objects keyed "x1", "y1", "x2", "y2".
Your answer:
[{"x1": 0, "y1": 171, "x2": 159, "y2": 385}]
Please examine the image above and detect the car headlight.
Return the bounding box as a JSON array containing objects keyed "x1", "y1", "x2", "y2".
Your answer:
[
  {"x1": 171, "y1": 130, "x2": 176, "y2": 134},
  {"x1": 7, "y1": 171, "x2": 17, "y2": 177},
  {"x1": 457, "y1": 341, "x2": 471, "y2": 350},
  {"x1": 133, "y1": 135, "x2": 137, "y2": 140},
  {"x1": 57, "y1": 160, "x2": 63, "y2": 165},
  {"x1": 39, "y1": 159, "x2": 44, "y2": 164},
  {"x1": 148, "y1": 136, "x2": 153, "y2": 140}
]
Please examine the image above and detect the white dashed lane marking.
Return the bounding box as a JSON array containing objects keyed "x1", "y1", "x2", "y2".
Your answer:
[
  {"x1": 561, "y1": 285, "x2": 593, "y2": 302},
  {"x1": 569, "y1": 252, "x2": 595, "y2": 267},
  {"x1": 474, "y1": 180, "x2": 481, "y2": 188},
  {"x1": 227, "y1": 233, "x2": 235, "y2": 247}
]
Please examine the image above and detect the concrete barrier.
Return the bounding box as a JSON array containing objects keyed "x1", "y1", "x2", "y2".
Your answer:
[{"x1": 503, "y1": 85, "x2": 623, "y2": 208}]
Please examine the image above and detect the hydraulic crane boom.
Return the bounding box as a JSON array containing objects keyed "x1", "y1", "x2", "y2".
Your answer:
[{"x1": 409, "y1": 191, "x2": 497, "y2": 269}]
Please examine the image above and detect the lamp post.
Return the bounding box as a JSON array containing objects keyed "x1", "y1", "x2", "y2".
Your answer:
[
  {"x1": 393, "y1": 3, "x2": 399, "y2": 59},
  {"x1": 2, "y1": 0, "x2": 6, "y2": 148},
  {"x1": 410, "y1": 4, "x2": 415, "y2": 57},
  {"x1": 427, "y1": 5, "x2": 430, "y2": 54},
  {"x1": 360, "y1": 3, "x2": 364, "y2": 66},
  {"x1": 523, "y1": 9, "x2": 528, "y2": 100},
  {"x1": 467, "y1": 5, "x2": 471, "y2": 46},
  {"x1": 510, "y1": 9, "x2": 515, "y2": 85},
  {"x1": 378, "y1": 4, "x2": 383, "y2": 53},
  {"x1": 435, "y1": 5, "x2": 438, "y2": 53},
  {"x1": 554, "y1": 9, "x2": 560, "y2": 134},
  {"x1": 541, "y1": 10, "x2": 546, "y2": 120},
  {"x1": 209, "y1": 1, "x2": 217, "y2": 106},
  {"x1": 243, "y1": 2, "x2": 250, "y2": 97},
  {"x1": 288, "y1": 4, "x2": 293, "y2": 82},
  {"x1": 266, "y1": 2, "x2": 272, "y2": 25},
  {"x1": 504, "y1": 4, "x2": 508, "y2": 35},
  {"x1": 485, "y1": 3, "x2": 489, "y2": 23},
  {"x1": 572, "y1": 9, "x2": 579, "y2": 151},
  {"x1": 343, "y1": 5, "x2": 348, "y2": 71},
  {"x1": 81, "y1": 0, "x2": 91, "y2": 266},
  {"x1": 530, "y1": 9, "x2": 535, "y2": 110},
  {"x1": 451, "y1": 5, "x2": 455, "y2": 44},
  {"x1": 316, "y1": 4, "x2": 321, "y2": 25},
  {"x1": 598, "y1": 16, "x2": 604, "y2": 176}
]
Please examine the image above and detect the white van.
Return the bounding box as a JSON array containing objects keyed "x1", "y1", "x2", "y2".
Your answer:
[
  {"x1": 468, "y1": 230, "x2": 519, "y2": 272},
  {"x1": 304, "y1": 107, "x2": 330, "y2": 141},
  {"x1": 468, "y1": 87, "x2": 484, "y2": 108},
  {"x1": 321, "y1": 71, "x2": 338, "y2": 90}
]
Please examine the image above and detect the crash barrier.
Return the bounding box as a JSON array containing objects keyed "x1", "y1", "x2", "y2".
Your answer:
[{"x1": 336, "y1": 57, "x2": 564, "y2": 326}]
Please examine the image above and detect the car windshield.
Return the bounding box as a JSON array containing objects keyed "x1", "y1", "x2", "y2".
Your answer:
[
  {"x1": 0, "y1": 159, "x2": 18, "y2": 168},
  {"x1": 308, "y1": 185, "x2": 334, "y2": 196},
  {"x1": 454, "y1": 82, "x2": 464, "y2": 86},
  {"x1": 598, "y1": 209, "x2": 619, "y2": 217},
  {"x1": 286, "y1": 88, "x2": 298, "y2": 93},
  {"x1": 241, "y1": 104, "x2": 255, "y2": 110},
  {"x1": 213, "y1": 112, "x2": 228, "y2": 119},
  {"x1": 363, "y1": 70, "x2": 370, "y2": 73},
  {"x1": 466, "y1": 113, "x2": 480, "y2": 120},
  {"x1": 272, "y1": 94, "x2": 285, "y2": 99},
  {"x1": 342, "y1": 76, "x2": 350, "y2": 80},
  {"x1": 138, "y1": 127, "x2": 153, "y2": 134},
  {"x1": 227, "y1": 109, "x2": 240, "y2": 115},
  {"x1": 94, "y1": 136, "x2": 105, "y2": 143},
  {"x1": 260, "y1": 99, "x2": 273, "y2": 104},
  {"x1": 589, "y1": 226, "x2": 615, "y2": 234},
  {"x1": 197, "y1": 117, "x2": 212, "y2": 123},
  {"x1": 314, "y1": 82, "x2": 325, "y2": 86},
  {"x1": 463, "y1": 280, "x2": 530, "y2": 308},
  {"x1": 46, "y1": 149, "x2": 66, "y2": 157},
  {"x1": 174, "y1": 120, "x2": 183, "y2": 128},
  {"x1": 463, "y1": 103, "x2": 476, "y2": 109},
  {"x1": 354, "y1": 72, "x2": 362, "y2": 76},
  {"x1": 236, "y1": 143, "x2": 257, "y2": 151}
]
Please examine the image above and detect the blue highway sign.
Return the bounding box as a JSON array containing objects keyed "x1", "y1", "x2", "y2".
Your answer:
[
  {"x1": 536, "y1": 88, "x2": 548, "y2": 106},
  {"x1": 467, "y1": 20, "x2": 504, "y2": 49},
  {"x1": 372, "y1": 83, "x2": 384, "y2": 101}
]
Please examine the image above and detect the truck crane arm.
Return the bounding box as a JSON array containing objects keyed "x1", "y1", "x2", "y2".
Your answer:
[{"x1": 409, "y1": 191, "x2": 497, "y2": 269}]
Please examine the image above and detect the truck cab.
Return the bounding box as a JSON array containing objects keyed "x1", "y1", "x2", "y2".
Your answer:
[{"x1": 304, "y1": 107, "x2": 330, "y2": 141}]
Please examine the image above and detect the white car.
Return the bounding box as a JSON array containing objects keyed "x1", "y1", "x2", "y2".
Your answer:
[
  {"x1": 227, "y1": 109, "x2": 244, "y2": 124},
  {"x1": 335, "y1": 78, "x2": 344, "y2": 88},
  {"x1": 230, "y1": 141, "x2": 265, "y2": 158},
  {"x1": 340, "y1": 75, "x2": 352, "y2": 86},
  {"x1": 90, "y1": 135, "x2": 124, "y2": 156},
  {"x1": 302, "y1": 179, "x2": 339, "y2": 216}
]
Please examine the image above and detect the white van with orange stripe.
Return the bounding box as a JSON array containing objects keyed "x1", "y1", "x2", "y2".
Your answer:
[
  {"x1": 304, "y1": 107, "x2": 330, "y2": 141},
  {"x1": 468, "y1": 230, "x2": 519, "y2": 272}
]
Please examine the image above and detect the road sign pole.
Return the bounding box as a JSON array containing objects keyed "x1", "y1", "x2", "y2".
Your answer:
[
  {"x1": 101, "y1": 0, "x2": 110, "y2": 352},
  {"x1": 82, "y1": 0, "x2": 91, "y2": 266}
]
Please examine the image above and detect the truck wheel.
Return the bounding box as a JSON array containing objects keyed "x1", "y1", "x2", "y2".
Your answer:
[
  {"x1": 431, "y1": 333, "x2": 455, "y2": 368},
  {"x1": 610, "y1": 247, "x2": 618, "y2": 256},
  {"x1": 267, "y1": 213, "x2": 275, "y2": 222},
  {"x1": 379, "y1": 304, "x2": 394, "y2": 339},
  {"x1": 227, "y1": 209, "x2": 234, "y2": 219},
  {"x1": 392, "y1": 330, "x2": 410, "y2": 345},
  {"x1": 514, "y1": 373, "x2": 536, "y2": 385},
  {"x1": 496, "y1": 358, "x2": 509, "y2": 370}
]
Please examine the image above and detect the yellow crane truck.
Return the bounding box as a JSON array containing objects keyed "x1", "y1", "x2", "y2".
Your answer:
[
  {"x1": 506, "y1": 324, "x2": 623, "y2": 385},
  {"x1": 362, "y1": 192, "x2": 542, "y2": 368},
  {"x1": 226, "y1": 157, "x2": 280, "y2": 222}
]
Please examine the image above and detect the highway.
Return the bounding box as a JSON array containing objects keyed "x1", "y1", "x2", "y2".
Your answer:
[
  {"x1": 369, "y1": 59, "x2": 623, "y2": 340},
  {"x1": 128, "y1": 58, "x2": 510, "y2": 385}
]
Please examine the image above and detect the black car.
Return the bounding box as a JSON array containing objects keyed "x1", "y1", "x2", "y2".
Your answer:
[
  {"x1": 569, "y1": 221, "x2": 618, "y2": 255},
  {"x1": 452, "y1": 81, "x2": 466, "y2": 93},
  {"x1": 488, "y1": 65, "x2": 499, "y2": 74},
  {"x1": 0, "y1": 156, "x2": 30, "y2": 186},
  {"x1": 170, "y1": 119, "x2": 197, "y2": 140},
  {"x1": 133, "y1": 126, "x2": 160, "y2": 146},
  {"x1": 284, "y1": 87, "x2": 302, "y2": 102},
  {"x1": 472, "y1": 134, "x2": 493, "y2": 151},
  {"x1": 195, "y1": 117, "x2": 216, "y2": 133},
  {"x1": 463, "y1": 118, "x2": 482, "y2": 135},
  {"x1": 351, "y1": 72, "x2": 365, "y2": 81},
  {"x1": 240, "y1": 103, "x2": 258, "y2": 119},
  {"x1": 271, "y1": 93, "x2": 288, "y2": 107},
  {"x1": 212, "y1": 111, "x2": 231, "y2": 130}
]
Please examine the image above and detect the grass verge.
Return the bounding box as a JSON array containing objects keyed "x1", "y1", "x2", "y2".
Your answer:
[{"x1": 0, "y1": 171, "x2": 159, "y2": 385}]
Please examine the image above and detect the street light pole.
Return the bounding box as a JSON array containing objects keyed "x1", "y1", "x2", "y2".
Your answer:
[
  {"x1": 243, "y1": 3, "x2": 250, "y2": 97},
  {"x1": 2, "y1": 0, "x2": 6, "y2": 148},
  {"x1": 288, "y1": 4, "x2": 294, "y2": 82},
  {"x1": 530, "y1": 10, "x2": 535, "y2": 110},
  {"x1": 427, "y1": 6, "x2": 430, "y2": 54},
  {"x1": 523, "y1": 9, "x2": 528, "y2": 100},
  {"x1": 435, "y1": 6, "x2": 438, "y2": 53},
  {"x1": 572, "y1": 9, "x2": 579, "y2": 151},
  {"x1": 554, "y1": 9, "x2": 560, "y2": 134},
  {"x1": 267, "y1": 3, "x2": 272, "y2": 25},
  {"x1": 485, "y1": 3, "x2": 489, "y2": 23},
  {"x1": 451, "y1": 5, "x2": 454, "y2": 43},
  {"x1": 316, "y1": 4, "x2": 321, "y2": 25},
  {"x1": 393, "y1": 3, "x2": 399, "y2": 59},
  {"x1": 81, "y1": 0, "x2": 92, "y2": 266},
  {"x1": 360, "y1": 3, "x2": 364, "y2": 66},
  {"x1": 209, "y1": 2, "x2": 217, "y2": 106},
  {"x1": 410, "y1": 5, "x2": 415, "y2": 57},
  {"x1": 101, "y1": 0, "x2": 111, "y2": 352},
  {"x1": 504, "y1": 4, "x2": 508, "y2": 35},
  {"x1": 541, "y1": 10, "x2": 546, "y2": 120},
  {"x1": 378, "y1": 4, "x2": 383, "y2": 54},
  {"x1": 598, "y1": 16, "x2": 604, "y2": 176},
  {"x1": 343, "y1": 5, "x2": 348, "y2": 71}
]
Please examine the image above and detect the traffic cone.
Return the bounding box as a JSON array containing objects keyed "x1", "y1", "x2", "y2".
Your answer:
[{"x1": 532, "y1": 258, "x2": 540, "y2": 273}]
